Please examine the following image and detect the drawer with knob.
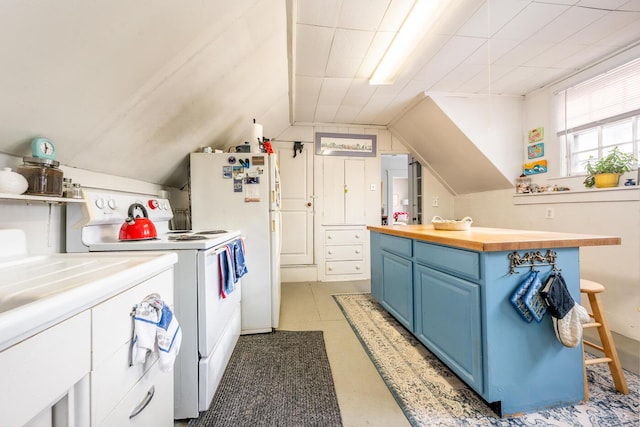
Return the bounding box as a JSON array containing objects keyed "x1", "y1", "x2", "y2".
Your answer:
[
  {"x1": 325, "y1": 260, "x2": 363, "y2": 275},
  {"x1": 325, "y1": 244, "x2": 363, "y2": 260},
  {"x1": 324, "y1": 229, "x2": 363, "y2": 245}
]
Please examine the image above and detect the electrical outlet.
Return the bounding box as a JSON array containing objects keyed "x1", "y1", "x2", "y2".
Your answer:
[
  {"x1": 432, "y1": 196, "x2": 439, "y2": 207},
  {"x1": 370, "y1": 183, "x2": 376, "y2": 191},
  {"x1": 545, "y1": 207, "x2": 554, "y2": 219}
]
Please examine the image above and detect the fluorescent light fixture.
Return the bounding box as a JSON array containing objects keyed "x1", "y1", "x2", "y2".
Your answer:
[{"x1": 369, "y1": 0, "x2": 445, "y2": 85}]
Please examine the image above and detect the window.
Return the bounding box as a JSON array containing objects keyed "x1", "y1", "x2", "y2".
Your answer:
[{"x1": 556, "y1": 58, "x2": 640, "y2": 176}]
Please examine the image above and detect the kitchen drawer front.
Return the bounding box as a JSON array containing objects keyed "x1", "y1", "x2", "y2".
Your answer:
[
  {"x1": 98, "y1": 360, "x2": 173, "y2": 427},
  {"x1": 325, "y1": 260, "x2": 364, "y2": 275},
  {"x1": 414, "y1": 241, "x2": 480, "y2": 281},
  {"x1": 325, "y1": 228, "x2": 365, "y2": 244},
  {"x1": 325, "y1": 244, "x2": 364, "y2": 260},
  {"x1": 0, "y1": 311, "x2": 90, "y2": 427},
  {"x1": 91, "y1": 340, "x2": 159, "y2": 425},
  {"x1": 92, "y1": 269, "x2": 174, "y2": 367},
  {"x1": 379, "y1": 233, "x2": 412, "y2": 258}
]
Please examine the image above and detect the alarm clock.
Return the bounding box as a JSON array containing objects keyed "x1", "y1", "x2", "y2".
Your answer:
[{"x1": 31, "y1": 137, "x2": 57, "y2": 160}]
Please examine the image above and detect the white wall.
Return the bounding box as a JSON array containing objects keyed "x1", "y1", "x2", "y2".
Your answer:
[{"x1": 454, "y1": 53, "x2": 640, "y2": 343}]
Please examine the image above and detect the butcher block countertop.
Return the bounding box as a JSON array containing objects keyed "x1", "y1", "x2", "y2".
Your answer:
[{"x1": 367, "y1": 224, "x2": 621, "y2": 252}]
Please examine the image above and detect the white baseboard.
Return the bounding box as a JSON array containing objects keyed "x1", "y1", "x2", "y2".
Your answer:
[{"x1": 281, "y1": 265, "x2": 318, "y2": 283}]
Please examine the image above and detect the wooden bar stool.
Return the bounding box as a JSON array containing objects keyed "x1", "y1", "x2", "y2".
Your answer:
[{"x1": 580, "y1": 279, "x2": 629, "y2": 399}]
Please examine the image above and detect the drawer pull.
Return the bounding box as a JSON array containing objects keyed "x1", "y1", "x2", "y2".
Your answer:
[
  {"x1": 328, "y1": 250, "x2": 333, "y2": 254},
  {"x1": 355, "y1": 234, "x2": 360, "y2": 239},
  {"x1": 129, "y1": 386, "x2": 155, "y2": 419},
  {"x1": 355, "y1": 265, "x2": 361, "y2": 270},
  {"x1": 327, "y1": 235, "x2": 332, "y2": 239},
  {"x1": 328, "y1": 267, "x2": 333, "y2": 271},
  {"x1": 355, "y1": 249, "x2": 360, "y2": 254}
]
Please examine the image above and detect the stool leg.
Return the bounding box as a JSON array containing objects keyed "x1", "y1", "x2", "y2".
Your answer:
[
  {"x1": 583, "y1": 345, "x2": 590, "y2": 401},
  {"x1": 587, "y1": 293, "x2": 629, "y2": 395}
]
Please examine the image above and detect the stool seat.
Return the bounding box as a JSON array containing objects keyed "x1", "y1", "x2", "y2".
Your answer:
[
  {"x1": 580, "y1": 279, "x2": 605, "y2": 294},
  {"x1": 580, "y1": 278, "x2": 628, "y2": 400}
]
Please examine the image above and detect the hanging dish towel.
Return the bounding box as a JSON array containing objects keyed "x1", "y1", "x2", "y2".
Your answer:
[
  {"x1": 131, "y1": 293, "x2": 182, "y2": 372},
  {"x1": 156, "y1": 299, "x2": 182, "y2": 373},
  {"x1": 219, "y1": 245, "x2": 236, "y2": 298},
  {"x1": 510, "y1": 270, "x2": 538, "y2": 323},
  {"x1": 540, "y1": 273, "x2": 590, "y2": 348},
  {"x1": 131, "y1": 295, "x2": 159, "y2": 365},
  {"x1": 232, "y1": 238, "x2": 248, "y2": 279}
]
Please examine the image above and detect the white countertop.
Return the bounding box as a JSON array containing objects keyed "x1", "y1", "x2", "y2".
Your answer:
[{"x1": 0, "y1": 251, "x2": 178, "y2": 351}]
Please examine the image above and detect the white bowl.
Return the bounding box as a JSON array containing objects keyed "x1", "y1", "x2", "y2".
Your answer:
[{"x1": 0, "y1": 168, "x2": 29, "y2": 195}]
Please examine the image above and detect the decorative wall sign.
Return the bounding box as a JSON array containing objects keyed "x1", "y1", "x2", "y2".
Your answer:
[
  {"x1": 528, "y1": 127, "x2": 544, "y2": 143},
  {"x1": 527, "y1": 143, "x2": 544, "y2": 159},
  {"x1": 315, "y1": 132, "x2": 376, "y2": 157},
  {"x1": 524, "y1": 159, "x2": 548, "y2": 175}
]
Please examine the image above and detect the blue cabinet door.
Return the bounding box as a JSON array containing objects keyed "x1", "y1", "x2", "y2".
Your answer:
[
  {"x1": 370, "y1": 232, "x2": 383, "y2": 301},
  {"x1": 380, "y1": 250, "x2": 414, "y2": 331},
  {"x1": 414, "y1": 263, "x2": 483, "y2": 392}
]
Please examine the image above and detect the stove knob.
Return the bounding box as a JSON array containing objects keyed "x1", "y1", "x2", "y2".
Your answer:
[
  {"x1": 148, "y1": 199, "x2": 159, "y2": 210},
  {"x1": 95, "y1": 198, "x2": 105, "y2": 209},
  {"x1": 107, "y1": 199, "x2": 117, "y2": 210}
]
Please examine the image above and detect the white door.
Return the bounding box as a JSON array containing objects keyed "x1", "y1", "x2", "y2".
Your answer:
[{"x1": 273, "y1": 141, "x2": 314, "y2": 265}]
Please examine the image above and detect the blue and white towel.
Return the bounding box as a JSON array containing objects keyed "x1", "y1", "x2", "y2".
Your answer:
[
  {"x1": 232, "y1": 238, "x2": 248, "y2": 279},
  {"x1": 131, "y1": 293, "x2": 182, "y2": 373},
  {"x1": 219, "y1": 245, "x2": 236, "y2": 298},
  {"x1": 218, "y1": 238, "x2": 248, "y2": 298}
]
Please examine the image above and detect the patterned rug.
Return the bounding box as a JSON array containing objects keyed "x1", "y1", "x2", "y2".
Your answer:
[
  {"x1": 187, "y1": 330, "x2": 342, "y2": 427},
  {"x1": 333, "y1": 293, "x2": 640, "y2": 427}
]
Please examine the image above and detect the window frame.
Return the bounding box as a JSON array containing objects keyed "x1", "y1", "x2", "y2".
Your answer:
[{"x1": 561, "y1": 112, "x2": 640, "y2": 177}]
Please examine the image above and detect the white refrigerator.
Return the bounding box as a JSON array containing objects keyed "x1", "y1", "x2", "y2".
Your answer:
[{"x1": 190, "y1": 152, "x2": 281, "y2": 334}]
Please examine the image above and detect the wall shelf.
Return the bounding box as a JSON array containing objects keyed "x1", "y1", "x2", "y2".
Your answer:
[
  {"x1": 513, "y1": 186, "x2": 639, "y2": 205},
  {"x1": 0, "y1": 193, "x2": 85, "y2": 204}
]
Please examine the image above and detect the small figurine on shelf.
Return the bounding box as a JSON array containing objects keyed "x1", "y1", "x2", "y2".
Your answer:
[{"x1": 515, "y1": 174, "x2": 531, "y2": 193}]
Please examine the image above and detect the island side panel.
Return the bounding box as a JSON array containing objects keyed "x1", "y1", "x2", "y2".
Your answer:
[{"x1": 481, "y1": 248, "x2": 583, "y2": 416}]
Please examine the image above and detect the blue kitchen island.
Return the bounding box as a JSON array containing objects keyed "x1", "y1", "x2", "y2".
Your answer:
[{"x1": 367, "y1": 224, "x2": 620, "y2": 417}]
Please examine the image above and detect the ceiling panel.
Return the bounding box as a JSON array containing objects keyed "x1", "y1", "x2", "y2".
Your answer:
[
  {"x1": 337, "y1": 0, "x2": 389, "y2": 30},
  {"x1": 292, "y1": 0, "x2": 640, "y2": 126},
  {"x1": 325, "y1": 29, "x2": 375, "y2": 77},
  {"x1": 295, "y1": 24, "x2": 334, "y2": 77}
]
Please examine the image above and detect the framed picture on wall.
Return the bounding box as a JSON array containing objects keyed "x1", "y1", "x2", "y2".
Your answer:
[{"x1": 315, "y1": 132, "x2": 377, "y2": 157}]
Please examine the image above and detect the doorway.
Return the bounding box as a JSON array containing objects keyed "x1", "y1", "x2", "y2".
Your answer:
[{"x1": 381, "y1": 154, "x2": 409, "y2": 225}]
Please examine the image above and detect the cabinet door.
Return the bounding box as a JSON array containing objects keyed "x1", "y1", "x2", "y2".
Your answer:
[
  {"x1": 380, "y1": 250, "x2": 414, "y2": 331},
  {"x1": 321, "y1": 158, "x2": 366, "y2": 224},
  {"x1": 370, "y1": 233, "x2": 382, "y2": 300},
  {"x1": 344, "y1": 159, "x2": 365, "y2": 224},
  {"x1": 322, "y1": 157, "x2": 346, "y2": 224},
  {"x1": 414, "y1": 264, "x2": 482, "y2": 392}
]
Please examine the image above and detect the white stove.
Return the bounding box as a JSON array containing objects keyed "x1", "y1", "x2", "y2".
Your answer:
[
  {"x1": 66, "y1": 189, "x2": 239, "y2": 252},
  {"x1": 66, "y1": 189, "x2": 243, "y2": 420}
]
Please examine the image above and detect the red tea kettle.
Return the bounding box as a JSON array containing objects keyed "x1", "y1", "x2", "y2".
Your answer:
[{"x1": 118, "y1": 203, "x2": 158, "y2": 241}]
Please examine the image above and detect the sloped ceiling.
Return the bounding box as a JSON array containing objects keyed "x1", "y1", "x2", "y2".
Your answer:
[
  {"x1": 1, "y1": 0, "x2": 639, "y2": 190},
  {"x1": 389, "y1": 95, "x2": 514, "y2": 194},
  {"x1": 0, "y1": 0, "x2": 290, "y2": 189}
]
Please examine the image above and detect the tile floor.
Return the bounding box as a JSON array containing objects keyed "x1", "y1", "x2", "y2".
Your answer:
[
  {"x1": 175, "y1": 280, "x2": 410, "y2": 427},
  {"x1": 278, "y1": 280, "x2": 410, "y2": 427}
]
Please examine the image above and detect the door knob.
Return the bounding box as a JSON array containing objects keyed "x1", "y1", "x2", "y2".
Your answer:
[{"x1": 306, "y1": 202, "x2": 312, "y2": 207}]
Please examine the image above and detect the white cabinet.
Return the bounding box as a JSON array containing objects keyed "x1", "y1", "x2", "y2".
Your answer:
[
  {"x1": 0, "y1": 311, "x2": 91, "y2": 427},
  {"x1": 0, "y1": 267, "x2": 175, "y2": 427},
  {"x1": 91, "y1": 269, "x2": 174, "y2": 427},
  {"x1": 321, "y1": 157, "x2": 366, "y2": 224},
  {"x1": 323, "y1": 226, "x2": 368, "y2": 280}
]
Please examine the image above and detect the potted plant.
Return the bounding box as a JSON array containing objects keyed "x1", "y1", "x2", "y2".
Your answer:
[{"x1": 584, "y1": 146, "x2": 637, "y2": 188}]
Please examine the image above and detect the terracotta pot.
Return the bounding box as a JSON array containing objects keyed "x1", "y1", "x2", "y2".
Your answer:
[{"x1": 594, "y1": 173, "x2": 620, "y2": 188}]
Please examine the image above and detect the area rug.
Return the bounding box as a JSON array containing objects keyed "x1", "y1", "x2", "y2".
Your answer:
[
  {"x1": 187, "y1": 330, "x2": 342, "y2": 427},
  {"x1": 333, "y1": 293, "x2": 639, "y2": 427}
]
